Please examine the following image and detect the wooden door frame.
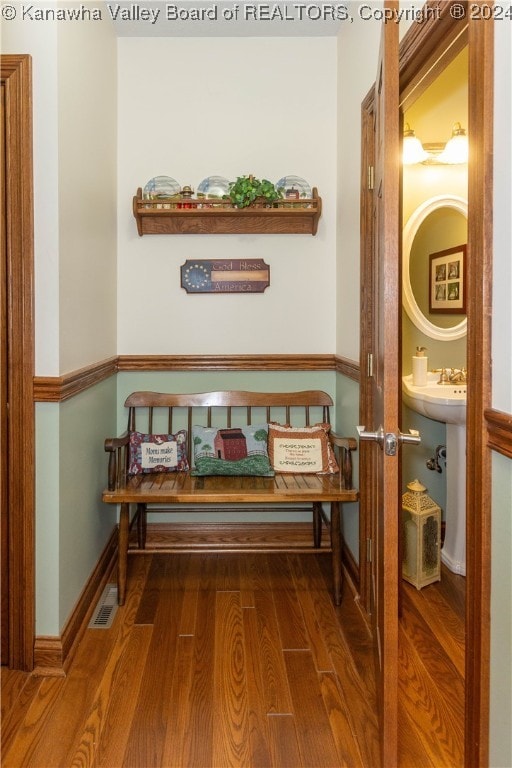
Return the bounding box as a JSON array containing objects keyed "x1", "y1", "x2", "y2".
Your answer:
[
  {"x1": 359, "y1": 6, "x2": 493, "y2": 765},
  {"x1": 1, "y1": 54, "x2": 35, "y2": 671}
]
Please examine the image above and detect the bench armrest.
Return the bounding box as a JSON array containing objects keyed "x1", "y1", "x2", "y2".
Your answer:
[
  {"x1": 329, "y1": 431, "x2": 357, "y2": 490},
  {"x1": 104, "y1": 432, "x2": 129, "y2": 491}
]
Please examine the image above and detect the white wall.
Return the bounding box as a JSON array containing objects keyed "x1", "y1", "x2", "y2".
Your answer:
[
  {"x1": 333, "y1": 7, "x2": 415, "y2": 363},
  {"x1": 117, "y1": 36, "x2": 337, "y2": 355},
  {"x1": 2, "y1": 15, "x2": 60, "y2": 375},
  {"x1": 2, "y1": 7, "x2": 118, "y2": 375},
  {"x1": 492, "y1": 23, "x2": 512, "y2": 415},
  {"x1": 336, "y1": 14, "x2": 381, "y2": 362},
  {"x1": 57, "y1": 15, "x2": 118, "y2": 373}
]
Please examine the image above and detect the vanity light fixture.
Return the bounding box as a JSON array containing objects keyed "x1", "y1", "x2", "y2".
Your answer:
[
  {"x1": 403, "y1": 121, "x2": 469, "y2": 165},
  {"x1": 402, "y1": 123, "x2": 430, "y2": 165}
]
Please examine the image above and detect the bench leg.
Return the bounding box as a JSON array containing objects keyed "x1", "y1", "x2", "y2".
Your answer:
[
  {"x1": 136, "y1": 503, "x2": 147, "y2": 548},
  {"x1": 330, "y1": 501, "x2": 343, "y2": 606},
  {"x1": 118, "y1": 503, "x2": 129, "y2": 606},
  {"x1": 313, "y1": 502, "x2": 322, "y2": 548}
]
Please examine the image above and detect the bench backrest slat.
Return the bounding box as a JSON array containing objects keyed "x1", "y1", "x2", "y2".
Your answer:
[{"x1": 124, "y1": 390, "x2": 333, "y2": 409}]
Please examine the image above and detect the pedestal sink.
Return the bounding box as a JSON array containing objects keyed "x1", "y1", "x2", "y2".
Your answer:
[
  {"x1": 402, "y1": 372, "x2": 466, "y2": 425},
  {"x1": 402, "y1": 372, "x2": 467, "y2": 575}
]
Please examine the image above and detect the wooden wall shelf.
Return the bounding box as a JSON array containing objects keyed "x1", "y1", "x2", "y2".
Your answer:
[{"x1": 133, "y1": 187, "x2": 321, "y2": 236}]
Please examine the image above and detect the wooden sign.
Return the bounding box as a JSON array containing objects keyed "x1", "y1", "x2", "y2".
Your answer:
[{"x1": 181, "y1": 259, "x2": 270, "y2": 293}]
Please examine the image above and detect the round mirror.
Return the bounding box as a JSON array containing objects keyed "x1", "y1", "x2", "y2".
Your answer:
[{"x1": 403, "y1": 195, "x2": 468, "y2": 341}]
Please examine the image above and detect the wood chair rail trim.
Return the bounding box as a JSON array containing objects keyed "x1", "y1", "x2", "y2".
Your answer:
[
  {"x1": 484, "y1": 407, "x2": 512, "y2": 459},
  {"x1": 33, "y1": 354, "x2": 361, "y2": 402}
]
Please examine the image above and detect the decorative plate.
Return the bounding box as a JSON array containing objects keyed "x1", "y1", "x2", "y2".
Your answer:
[
  {"x1": 197, "y1": 176, "x2": 230, "y2": 199},
  {"x1": 275, "y1": 175, "x2": 312, "y2": 200},
  {"x1": 143, "y1": 176, "x2": 181, "y2": 199}
]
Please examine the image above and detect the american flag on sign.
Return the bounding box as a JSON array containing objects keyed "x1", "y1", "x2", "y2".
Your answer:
[{"x1": 181, "y1": 259, "x2": 270, "y2": 293}]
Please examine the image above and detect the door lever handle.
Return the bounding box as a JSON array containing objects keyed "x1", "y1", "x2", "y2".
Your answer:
[
  {"x1": 357, "y1": 425, "x2": 385, "y2": 447},
  {"x1": 357, "y1": 426, "x2": 421, "y2": 455},
  {"x1": 399, "y1": 429, "x2": 421, "y2": 446}
]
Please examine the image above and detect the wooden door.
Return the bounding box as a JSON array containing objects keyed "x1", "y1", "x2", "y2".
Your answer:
[
  {"x1": 360, "y1": 7, "x2": 494, "y2": 765},
  {"x1": 359, "y1": 7, "x2": 401, "y2": 766},
  {"x1": 373, "y1": 15, "x2": 400, "y2": 765},
  {"x1": 1, "y1": 77, "x2": 8, "y2": 664}
]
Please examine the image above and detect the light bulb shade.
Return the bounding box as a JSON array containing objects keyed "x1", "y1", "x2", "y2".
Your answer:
[
  {"x1": 403, "y1": 136, "x2": 430, "y2": 165},
  {"x1": 403, "y1": 124, "x2": 430, "y2": 165},
  {"x1": 438, "y1": 122, "x2": 468, "y2": 164}
]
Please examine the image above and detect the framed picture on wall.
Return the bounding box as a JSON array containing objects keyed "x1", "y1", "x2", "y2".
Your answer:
[{"x1": 429, "y1": 244, "x2": 467, "y2": 314}]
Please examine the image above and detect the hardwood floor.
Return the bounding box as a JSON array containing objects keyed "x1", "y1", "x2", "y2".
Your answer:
[
  {"x1": 1, "y1": 551, "x2": 464, "y2": 767},
  {"x1": 398, "y1": 566, "x2": 465, "y2": 768}
]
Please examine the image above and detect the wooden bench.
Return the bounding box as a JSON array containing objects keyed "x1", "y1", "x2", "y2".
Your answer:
[{"x1": 102, "y1": 390, "x2": 358, "y2": 605}]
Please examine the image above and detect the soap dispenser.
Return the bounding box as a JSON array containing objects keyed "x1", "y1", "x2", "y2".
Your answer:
[{"x1": 412, "y1": 346, "x2": 428, "y2": 386}]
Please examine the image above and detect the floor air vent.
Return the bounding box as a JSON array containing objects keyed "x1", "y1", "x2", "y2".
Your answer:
[{"x1": 88, "y1": 583, "x2": 118, "y2": 629}]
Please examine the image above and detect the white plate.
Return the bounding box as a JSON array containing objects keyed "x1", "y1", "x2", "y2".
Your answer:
[
  {"x1": 143, "y1": 175, "x2": 180, "y2": 198},
  {"x1": 197, "y1": 176, "x2": 230, "y2": 199},
  {"x1": 275, "y1": 175, "x2": 312, "y2": 200}
]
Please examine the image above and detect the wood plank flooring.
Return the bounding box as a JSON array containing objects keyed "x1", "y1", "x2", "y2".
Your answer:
[
  {"x1": 1, "y1": 553, "x2": 464, "y2": 768},
  {"x1": 398, "y1": 567, "x2": 465, "y2": 768}
]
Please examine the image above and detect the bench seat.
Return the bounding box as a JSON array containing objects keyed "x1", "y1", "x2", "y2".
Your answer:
[
  {"x1": 103, "y1": 471, "x2": 359, "y2": 505},
  {"x1": 102, "y1": 390, "x2": 358, "y2": 606}
]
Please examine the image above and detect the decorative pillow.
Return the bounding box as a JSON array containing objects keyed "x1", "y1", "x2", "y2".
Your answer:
[
  {"x1": 191, "y1": 424, "x2": 274, "y2": 476},
  {"x1": 267, "y1": 423, "x2": 339, "y2": 474},
  {"x1": 129, "y1": 430, "x2": 189, "y2": 475}
]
